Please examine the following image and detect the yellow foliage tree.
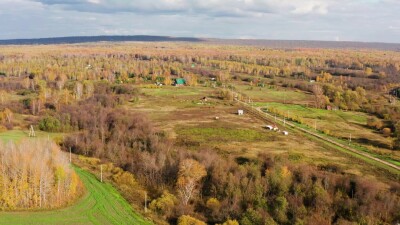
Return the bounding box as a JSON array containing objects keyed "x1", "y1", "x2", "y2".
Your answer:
[
  {"x1": 222, "y1": 219, "x2": 240, "y2": 225},
  {"x1": 176, "y1": 159, "x2": 206, "y2": 206},
  {"x1": 177, "y1": 215, "x2": 206, "y2": 225},
  {"x1": 206, "y1": 197, "x2": 221, "y2": 212},
  {"x1": 149, "y1": 191, "x2": 177, "y2": 218}
]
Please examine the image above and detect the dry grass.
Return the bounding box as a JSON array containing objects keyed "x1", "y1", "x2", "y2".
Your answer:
[{"x1": 125, "y1": 86, "x2": 397, "y2": 179}]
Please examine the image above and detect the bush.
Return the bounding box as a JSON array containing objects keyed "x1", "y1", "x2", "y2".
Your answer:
[
  {"x1": 240, "y1": 208, "x2": 264, "y2": 225},
  {"x1": 149, "y1": 191, "x2": 177, "y2": 219},
  {"x1": 382, "y1": 128, "x2": 391, "y2": 137},
  {"x1": 16, "y1": 89, "x2": 34, "y2": 96},
  {"x1": 206, "y1": 198, "x2": 221, "y2": 212},
  {"x1": 222, "y1": 219, "x2": 239, "y2": 225},
  {"x1": 367, "y1": 117, "x2": 383, "y2": 130},
  {"x1": 38, "y1": 116, "x2": 61, "y2": 132},
  {"x1": 112, "y1": 84, "x2": 139, "y2": 95},
  {"x1": 177, "y1": 215, "x2": 206, "y2": 225}
]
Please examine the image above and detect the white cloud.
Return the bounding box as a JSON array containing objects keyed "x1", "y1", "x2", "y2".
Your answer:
[
  {"x1": 87, "y1": 0, "x2": 100, "y2": 4},
  {"x1": 31, "y1": 0, "x2": 335, "y2": 16},
  {"x1": 0, "y1": 0, "x2": 398, "y2": 43}
]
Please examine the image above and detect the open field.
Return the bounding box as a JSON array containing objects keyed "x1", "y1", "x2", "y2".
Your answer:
[
  {"x1": 0, "y1": 166, "x2": 152, "y2": 225},
  {"x1": 236, "y1": 100, "x2": 400, "y2": 174},
  {"x1": 234, "y1": 84, "x2": 313, "y2": 103},
  {"x1": 256, "y1": 102, "x2": 368, "y2": 124},
  {"x1": 129, "y1": 86, "x2": 397, "y2": 180},
  {"x1": 141, "y1": 86, "x2": 210, "y2": 97},
  {"x1": 255, "y1": 102, "x2": 399, "y2": 160},
  {"x1": 0, "y1": 130, "x2": 64, "y2": 143}
]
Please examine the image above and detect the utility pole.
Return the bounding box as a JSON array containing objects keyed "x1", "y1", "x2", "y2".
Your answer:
[
  {"x1": 144, "y1": 192, "x2": 148, "y2": 213},
  {"x1": 69, "y1": 147, "x2": 72, "y2": 164},
  {"x1": 29, "y1": 125, "x2": 36, "y2": 137},
  {"x1": 100, "y1": 165, "x2": 103, "y2": 182},
  {"x1": 349, "y1": 133, "x2": 352, "y2": 145},
  {"x1": 231, "y1": 87, "x2": 234, "y2": 101},
  {"x1": 284, "y1": 117, "x2": 286, "y2": 127}
]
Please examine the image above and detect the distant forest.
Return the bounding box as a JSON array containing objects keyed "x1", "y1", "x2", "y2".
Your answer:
[{"x1": 1, "y1": 35, "x2": 400, "y2": 51}]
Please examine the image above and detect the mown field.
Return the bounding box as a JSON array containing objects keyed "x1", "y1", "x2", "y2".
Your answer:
[
  {"x1": 234, "y1": 84, "x2": 312, "y2": 103},
  {"x1": 0, "y1": 166, "x2": 152, "y2": 225},
  {"x1": 141, "y1": 85, "x2": 210, "y2": 97},
  {"x1": 0, "y1": 130, "x2": 64, "y2": 143}
]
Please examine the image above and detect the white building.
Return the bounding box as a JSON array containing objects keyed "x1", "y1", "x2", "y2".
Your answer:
[{"x1": 265, "y1": 125, "x2": 274, "y2": 130}]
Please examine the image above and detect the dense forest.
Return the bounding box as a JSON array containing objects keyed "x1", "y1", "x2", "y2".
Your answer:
[{"x1": 0, "y1": 43, "x2": 399, "y2": 224}]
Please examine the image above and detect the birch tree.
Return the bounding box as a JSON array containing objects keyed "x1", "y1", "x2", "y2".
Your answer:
[{"x1": 176, "y1": 159, "x2": 206, "y2": 206}]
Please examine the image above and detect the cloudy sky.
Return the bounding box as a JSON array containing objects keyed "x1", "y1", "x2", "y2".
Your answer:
[{"x1": 0, "y1": 0, "x2": 399, "y2": 43}]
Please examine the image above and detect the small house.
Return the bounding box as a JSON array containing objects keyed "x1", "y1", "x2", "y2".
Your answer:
[
  {"x1": 282, "y1": 131, "x2": 289, "y2": 135},
  {"x1": 174, "y1": 78, "x2": 186, "y2": 86},
  {"x1": 238, "y1": 110, "x2": 244, "y2": 115}
]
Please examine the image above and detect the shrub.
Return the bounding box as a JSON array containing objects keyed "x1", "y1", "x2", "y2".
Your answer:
[
  {"x1": 112, "y1": 84, "x2": 139, "y2": 95},
  {"x1": 177, "y1": 215, "x2": 206, "y2": 225},
  {"x1": 222, "y1": 219, "x2": 239, "y2": 225},
  {"x1": 38, "y1": 116, "x2": 61, "y2": 132},
  {"x1": 367, "y1": 117, "x2": 383, "y2": 130},
  {"x1": 206, "y1": 198, "x2": 221, "y2": 212},
  {"x1": 382, "y1": 128, "x2": 391, "y2": 137},
  {"x1": 240, "y1": 208, "x2": 264, "y2": 225},
  {"x1": 149, "y1": 191, "x2": 177, "y2": 219}
]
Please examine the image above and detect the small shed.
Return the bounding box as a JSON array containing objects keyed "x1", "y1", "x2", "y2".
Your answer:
[
  {"x1": 174, "y1": 78, "x2": 186, "y2": 86},
  {"x1": 282, "y1": 131, "x2": 289, "y2": 135},
  {"x1": 238, "y1": 110, "x2": 244, "y2": 115}
]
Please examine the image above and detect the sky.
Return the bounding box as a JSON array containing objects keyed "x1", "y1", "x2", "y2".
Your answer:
[{"x1": 0, "y1": 0, "x2": 399, "y2": 43}]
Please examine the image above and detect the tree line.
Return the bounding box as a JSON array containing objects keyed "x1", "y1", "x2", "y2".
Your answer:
[{"x1": 0, "y1": 139, "x2": 83, "y2": 210}]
